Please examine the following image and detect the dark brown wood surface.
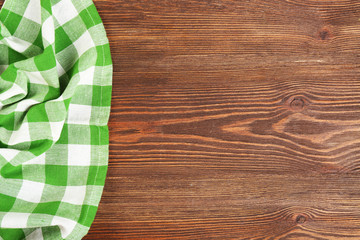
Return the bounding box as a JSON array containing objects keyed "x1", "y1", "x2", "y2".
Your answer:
[{"x1": 85, "y1": 0, "x2": 360, "y2": 239}]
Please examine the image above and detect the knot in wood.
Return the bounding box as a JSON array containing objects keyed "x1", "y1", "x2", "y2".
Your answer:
[
  {"x1": 317, "y1": 26, "x2": 333, "y2": 41},
  {"x1": 290, "y1": 97, "x2": 305, "y2": 111},
  {"x1": 319, "y1": 30, "x2": 329, "y2": 40},
  {"x1": 296, "y1": 215, "x2": 306, "y2": 224}
]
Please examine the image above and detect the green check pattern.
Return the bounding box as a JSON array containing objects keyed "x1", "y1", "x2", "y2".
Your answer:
[{"x1": 0, "y1": 0, "x2": 112, "y2": 239}]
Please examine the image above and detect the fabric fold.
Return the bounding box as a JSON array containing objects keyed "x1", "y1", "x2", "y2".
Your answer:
[{"x1": 0, "y1": 0, "x2": 112, "y2": 239}]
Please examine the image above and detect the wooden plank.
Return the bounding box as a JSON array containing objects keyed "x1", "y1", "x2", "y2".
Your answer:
[
  {"x1": 86, "y1": 0, "x2": 360, "y2": 238},
  {"x1": 7, "y1": 0, "x2": 360, "y2": 238}
]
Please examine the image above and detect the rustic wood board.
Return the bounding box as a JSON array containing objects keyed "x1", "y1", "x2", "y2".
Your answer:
[{"x1": 28, "y1": 0, "x2": 360, "y2": 239}]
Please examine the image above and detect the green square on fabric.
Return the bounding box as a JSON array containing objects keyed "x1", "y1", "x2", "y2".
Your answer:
[
  {"x1": 55, "y1": 26, "x2": 73, "y2": 53},
  {"x1": 44, "y1": 86, "x2": 60, "y2": 101},
  {"x1": 33, "y1": 201, "x2": 61, "y2": 215},
  {"x1": 87, "y1": 165, "x2": 107, "y2": 185},
  {"x1": 0, "y1": 194, "x2": 16, "y2": 211},
  {"x1": 90, "y1": 125, "x2": 108, "y2": 145},
  {"x1": 0, "y1": 132, "x2": 9, "y2": 149},
  {"x1": 1, "y1": 65, "x2": 17, "y2": 83},
  {"x1": 29, "y1": 139, "x2": 53, "y2": 156},
  {"x1": 57, "y1": 74, "x2": 69, "y2": 95},
  {"x1": 32, "y1": 30, "x2": 43, "y2": 49},
  {"x1": 26, "y1": 104, "x2": 49, "y2": 122},
  {"x1": 1, "y1": 163, "x2": 23, "y2": 179},
  {"x1": 56, "y1": 124, "x2": 69, "y2": 144},
  {"x1": 34, "y1": 46, "x2": 56, "y2": 71},
  {"x1": 45, "y1": 165, "x2": 68, "y2": 186},
  {"x1": 63, "y1": 97, "x2": 72, "y2": 109},
  {"x1": 92, "y1": 85, "x2": 112, "y2": 107},
  {"x1": 0, "y1": 112, "x2": 15, "y2": 130},
  {"x1": 0, "y1": 9, "x2": 22, "y2": 34},
  {"x1": 40, "y1": 0, "x2": 52, "y2": 12},
  {"x1": 95, "y1": 44, "x2": 112, "y2": 66},
  {"x1": 8, "y1": 49, "x2": 26, "y2": 65},
  {"x1": 67, "y1": 58, "x2": 80, "y2": 77},
  {"x1": 79, "y1": 5, "x2": 101, "y2": 29},
  {"x1": 0, "y1": 229, "x2": 25, "y2": 240},
  {"x1": 78, "y1": 204, "x2": 98, "y2": 227}
]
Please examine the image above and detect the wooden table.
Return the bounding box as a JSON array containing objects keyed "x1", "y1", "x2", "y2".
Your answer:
[{"x1": 85, "y1": 0, "x2": 360, "y2": 239}]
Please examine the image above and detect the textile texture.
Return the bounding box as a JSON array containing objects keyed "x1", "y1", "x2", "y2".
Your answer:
[{"x1": 0, "y1": 0, "x2": 112, "y2": 239}]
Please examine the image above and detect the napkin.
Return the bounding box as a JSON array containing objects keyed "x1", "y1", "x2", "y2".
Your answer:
[{"x1": 0, "y1": 0, "x2": 112, "y2": 239}]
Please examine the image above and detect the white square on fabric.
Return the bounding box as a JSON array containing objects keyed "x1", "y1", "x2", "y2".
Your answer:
[
  {"x1": 0, "y1": 149, "x2": 20, "y2": 162},
  {"x1": 0, "y1": 83, "x2": 26, "y2": 102},
  {"x1": 5, "y1": 36, "x2": 32, "y2": 53},
  {"x1": 62, "y1": 186, "x2": 87, "y2": 205},
  {"x1": 23, "y1": 0, "x2": 41, "y2": 24},
  {"x1": 17, "y1": 180, "x2": 45, "y2": 203},
  {"x1": 1, "y1": 213, "x2": 31, "y2": 228},
  {"x1": 52, "y1": 0, "x2": 78, "y2": 25},
  {"x1": 79, "y1": 66, "x2": 95, "y2": 85},
  {"x1": 42, "y1": 17, "x2": 55, "y2": 45},
  {"x1": 73, "y1": 31, "x2": 95, "y2": 57},
  {"x1": 68, "y1": 144, "x2": 91, "y2": 166},
  {"x1": 51, "y1": 216, "x2": 77, "y2": 238},
  {"x1": 67, "y1": 104, "x2": 92, "y2": 124},
  {"x1": 15, "y1": 99, "x2": 39, "y2": 112},
  {"x1": 8, "y1": 122, "x2": 31, "y2": 145},
  {"x1": 50, "y1": 121, "x2": 65, "y2": 142},
  {"x1": 22, "y1": 154, "x2": 46, "y2": 165},
  {"x1": 26, "y1": 71, "x2": 47, "y2": 86}
]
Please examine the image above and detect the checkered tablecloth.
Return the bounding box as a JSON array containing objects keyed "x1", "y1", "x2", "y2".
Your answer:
[{"x1": 0, "y1": 0, "x2": 112, "y2": 239}]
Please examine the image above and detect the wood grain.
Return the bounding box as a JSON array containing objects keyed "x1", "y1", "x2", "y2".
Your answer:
[{"x1": 88, "y1": 0, "x2": 360, "y2": 239}]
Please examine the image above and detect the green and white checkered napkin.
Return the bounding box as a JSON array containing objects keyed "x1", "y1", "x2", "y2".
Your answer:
[{"x1": 0, "y1": 0, "x2": 112, "y2": 239}]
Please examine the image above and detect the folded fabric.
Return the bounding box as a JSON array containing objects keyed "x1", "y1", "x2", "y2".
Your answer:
[{"x1": 0, "y1": 0, "x2": 112, "y2": 239}]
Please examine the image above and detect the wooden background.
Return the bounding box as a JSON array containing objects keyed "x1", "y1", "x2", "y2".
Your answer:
[{"x1": 85, "y1": 0, "x2": 360, "y2": 239}]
